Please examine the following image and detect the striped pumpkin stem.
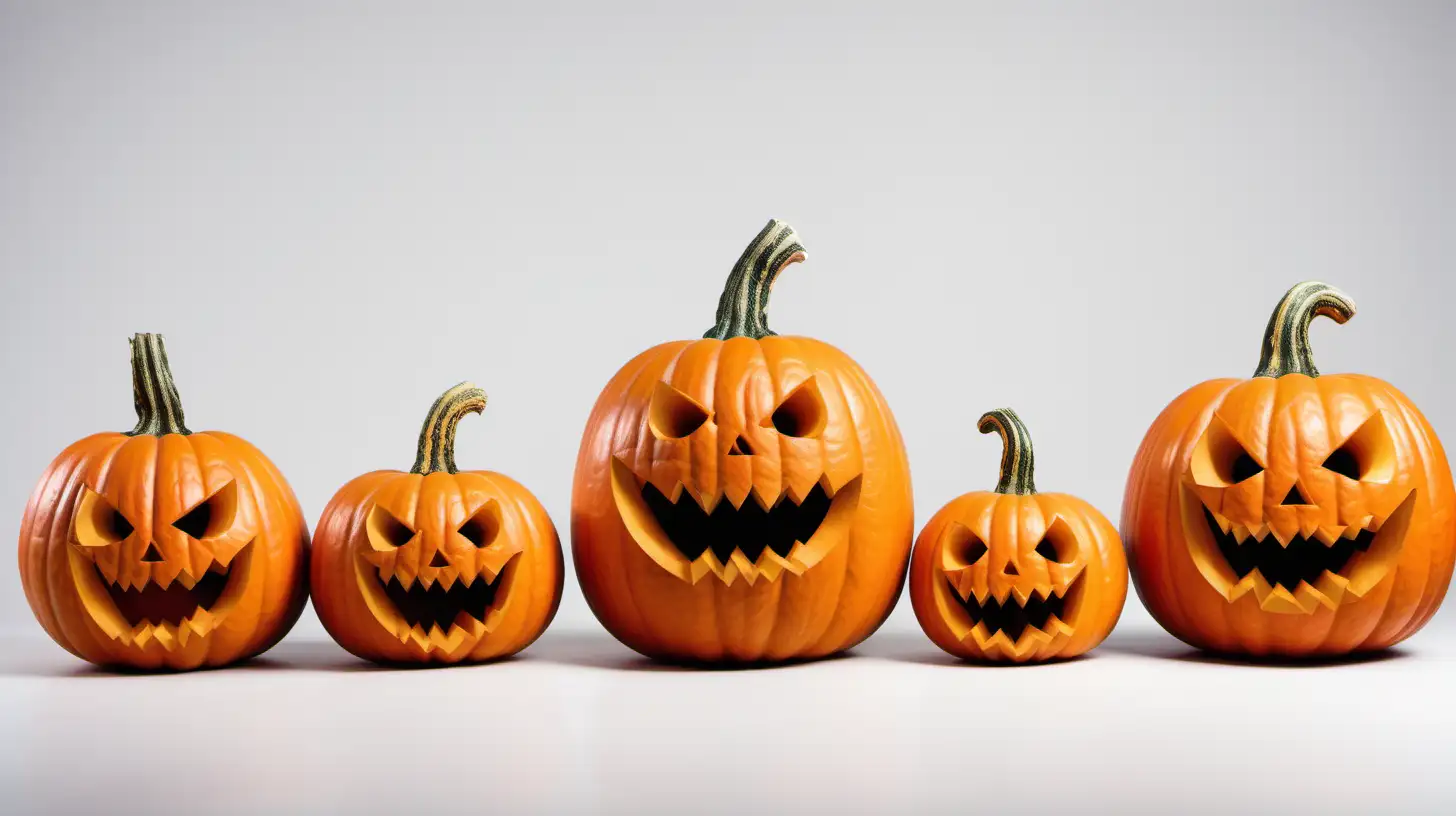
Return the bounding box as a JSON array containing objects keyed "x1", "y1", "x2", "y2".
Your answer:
[
  {"x1": 411, "y1": 382, "x2": 488, "y2": 475},
  {"x1": 703, "y1": 219, "x2": 806, "y2": 340},
  {"x1": 978, "y1": 408, "x2": 1036, "y2": 495},
  {"x1": 127, "y1": 333, "x2": 191, "y2": 436},
  {"x1": 1253, "y1": 282, "x2": 1356, "y2": 378}
]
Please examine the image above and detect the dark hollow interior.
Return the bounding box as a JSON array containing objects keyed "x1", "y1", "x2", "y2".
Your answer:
[
  {"x1": 1203, "y1": 507, "x2": 1372, "y2": 589},
  {"x1": 950, "y1": 579, "x2": 1071, "y2": 642},
  {"x1": 640, "y1": 482, "x2": 832, "y2": 565},
  {"x1": 100, "y1": 558, "x2": 232, "y2": 626},
  {"x1": 381, "y1": 570, "x2": 505, "y2": 632}
]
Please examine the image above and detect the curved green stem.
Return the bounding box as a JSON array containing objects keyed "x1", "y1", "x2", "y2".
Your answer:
[
  {"x1": 1253, "y1": 281, "x2": 1356, "y2": 378},
  {"x1": 126, "y1": 333, "x2": 191, "y2": 436},
  {"x1": 703, "y1": 219, "x2": 806, "y2": 340},
  {"x1": 978, "y1": 408, "x2": 1035, "y2": 495},
  {"x1": 411, "y1": 382, "x2": 488, "y2": 475}
]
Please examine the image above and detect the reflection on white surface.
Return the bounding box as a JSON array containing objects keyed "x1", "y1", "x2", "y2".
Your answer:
[{"x1": 1, "y1": 623, "x2": 1452, "y2": 814}]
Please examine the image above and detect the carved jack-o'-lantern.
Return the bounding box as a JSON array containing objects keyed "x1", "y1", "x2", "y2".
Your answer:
[
  {"x1": 1123, "y1": 282, "x2": 1456, "y2": 656},
  {"x1": 572, "y1": 220, "x2": 914, "y2": 663},
  {"x1": 311, "y1": 383, "x2": 562, "y2": 664},
  {"x1": 910, "y1": 409, "x2": 1127, "y2": 662},
  {"x1": 18, "y1": 334, "x2": 309, "y2": 670}
]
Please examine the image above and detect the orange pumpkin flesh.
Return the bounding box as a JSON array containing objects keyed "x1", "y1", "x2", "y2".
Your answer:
[
  {"x1": 1123, "y1": 283, "x2": 1456, "y2": 657},
  {"x1": 910, "y1": 409, "x2": 1128, "y2": 662},
  {"x1": 311, "y1": 383, "x2": 563, "y2": 665},
  {"x1": 18, "y1": 334, "x2": 309, "y2": 671},
  {"x1": 572, "y1": 220, "x2": 914, "y2": 663}
]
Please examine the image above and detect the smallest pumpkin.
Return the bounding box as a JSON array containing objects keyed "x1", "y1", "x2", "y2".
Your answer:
[
  {"x1": 311, "y1": 383, "x2": 563, "y2": 665},
  {"x1": 909, "y1": 409, "x2": 1127, "y2": 662}
]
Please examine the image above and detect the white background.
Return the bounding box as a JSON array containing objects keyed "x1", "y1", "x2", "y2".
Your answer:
[{"x1": 2, "y1": 2, "x2": 1454, "y2": 813}]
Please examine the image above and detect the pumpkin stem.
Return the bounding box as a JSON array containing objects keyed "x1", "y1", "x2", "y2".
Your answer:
[
  {"x1": 126, "y1": 333, "x2": 191, "y2": 436},
  {"x1": 1253, "y1": 281, "x2": 1356, "y2": 378},
  {"x1": 979, "y1": 408, "x2": 1036, "y2": 495},
  {"x1": 411, "y1": 382, "x2": 488, "y2": 475},
  {"x1": 703, "y1": 219, "x2": 806, "y2": 340}
]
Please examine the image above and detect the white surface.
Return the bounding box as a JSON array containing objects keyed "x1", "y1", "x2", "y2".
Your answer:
[{"x1": 3, "y1": 622, "x2": 1453, "y2": 815}]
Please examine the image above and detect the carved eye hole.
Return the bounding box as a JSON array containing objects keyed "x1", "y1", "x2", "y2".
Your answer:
[
  {"x1": 458, "y1": 500, "x2": 501, "y2": 549},
  {"x1": 1323, "y1": 413, "x2": 1395, "y2": 482},
  {"x1": 172, "y1": 481, "x2": 238, "y2": 539},
  {"x1": 366, "y1": 505, "x2": 415, "y2": 551},
  {"x1": 941, "y1": 522, "x2": 988, "y2": 570},
  {"x1": 649, "y1": 381, "x2": 711, "y2": 440},
  {"x1": 767, "y1": 376, "x2": 827, "y2": 439},
  {"x1": 1191, "y1": 415, "x2": 1265, "y2": 487},
  {"x1": 964, "y1": 538, "x2": 988, "y2": 565},
  {"x1": 75, "y1": 488, "x2": 134, "y2": 546},
  {"x1": 1230, "y1": 452, "x2": 1264, "y2": 483},
  {"x1": 1034, "y1": 518, "x2": 1080, "y2": 564}
]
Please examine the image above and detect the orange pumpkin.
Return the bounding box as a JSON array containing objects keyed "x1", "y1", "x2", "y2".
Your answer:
[
  {"x1": 17, "y1": 334, "x2": 309, "y2": 670},
  {"x1": 571, "y1": 219, "x2": 914, "y2": 663},
  {"x1": 1123, "y1": 282, "x2": 1456, "y2": 656},
  {"x1": 910, "y1": 409, "x2": 1127, "y2": 662},
  {"x1": 311, "y1": 383, "x2": 562, "y2": 664}
]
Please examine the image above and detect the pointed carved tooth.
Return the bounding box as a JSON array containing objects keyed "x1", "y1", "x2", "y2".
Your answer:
[
  {"x1": 1313, "y1": 526, "x2": 1342, "y2": 546},
  {"x1": 132, "y1": 622, "x2": 155, "y2": 648},
  {"x1": 1045, "y1": 615, "x2": 1076, "y2": 637},
  {"x1": 1213, "y1": 513, "x2": 1232, "y2": 534},
  {"x1": 153, "y1": 565, "x2": 174, "y2": 590},
  {"x1": 438, "y1": 570, "x2": 458, "y2": 592},
  {"x1": 1361, "y1": 514, "x2": 1379, "y2": 532},
  {"x1": 175, "y1": 570, "x2": 199, "y2": 590},
  {"x1": 1315, "y1": 572, "x2": 1350, "y2": 607},
  {"x1": 1294, "y1": 580, "x2": 1337, "y2": 612},
  {"x1": 418, "y1": 573, "x2": 435, "y2": 590},
  {"x1": 1232, "y1": 525, "x2": 1250, "y2": 544},
  {"x1": 1010, "y1": 585, "x2": 1033, "y2": 606},
  {"x1": 152, "y1": 622, "x2": 177, "y2": 651},
  {"x1": 1249, "y1": 523, "x2": 1269, "y2": 542},
  {"x1": 1255, "y1": 583, "x2": 1309, "y2": 614},
  {"x1": 1267, "y1": 525, "x2": 1292, "y2": 547},
  {"x1": 188, "y1": 608, "x2": 215, "y2": 637},
  {"x1": 1021, "y1": 624, "x2": 1054, "y2": 647},
  {"x1": 1341, "y1": 524, "x2": 1363, "y2": 540},
  {"x1": 1299, "y1": 516, "x2": 1321, "y2": 539}
]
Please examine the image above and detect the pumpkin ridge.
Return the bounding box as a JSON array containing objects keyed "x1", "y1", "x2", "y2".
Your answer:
[
  {"x1": 126, "y1": 333, "x2": 191, "y2": 436},
  {"x1": 411, "y1": 382, "x2": 488, "y2": 475},
  {"x1": 1253, "y1": 281, "x2": 1356, "y2": 379},
  {"x1": 703, "y1": 219, "x2": 806, "y2": 340}
]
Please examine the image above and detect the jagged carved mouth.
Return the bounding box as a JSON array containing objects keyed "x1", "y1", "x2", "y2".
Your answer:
[
  {"x1": 67, "y1": 541, "x2": 254, "y2": 651},
  {"x1": 945, "y1": 575, "x2": 1082, "y2": 657},
  {"x1": 610, "y1": 458, "x2": 862, "y2": 585},
  {"x1": 1183, "y1": 487, "x2": 1416, "y2": 614},
  {"x1": 355, "y1": 555, "x2": 518, "y2": 654}
]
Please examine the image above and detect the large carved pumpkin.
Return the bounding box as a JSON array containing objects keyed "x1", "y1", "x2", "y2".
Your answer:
[
  {"x1": 17, "y1": 334, "x2": 309, "y2": 670},
  {"x1": 311, "y1": 383, "x2": 563, "y2": 664},
  {"x1": 1123, "y1": 282, "x2": 1456, "y2": 656},
  {"x1": 572, "y1": 220, "x2": 914, "y2": 663},
  {"x1": 910, "y1": 409, "x2": 1127, "y2": 662}
]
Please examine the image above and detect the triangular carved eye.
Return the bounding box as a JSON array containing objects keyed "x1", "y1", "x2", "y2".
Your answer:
[
  {"x1": 1190, "y1": 415, "x2": 1265, "y2": 486},
  {"x1": 649, "y1": 381, "x2": 711, "y2": 440},
  {"x1": 1323, "y1": 412, "x2": 1395, "y2": 482},
  {"x1": 1034, "y1": 517, "x2": 1080, "y2": 564},
  {"x1": 74, "y1": 488, "x2": 135, "y2": 547},
  {"x1": 765, "y1": 376, "x2": 826, "y2": 439},
  {"x1": 172, "y1": 481, "x2": 238, "y2": 539},
  {"x1": 940, "y1": 521, "x2": 988, "y2": 570},
  {"x1": 458, "y1": 500, "x2": 501, "y2": 549},
  {"x1": 366, "y1": 504, "x2": 415, "y2": 551}
]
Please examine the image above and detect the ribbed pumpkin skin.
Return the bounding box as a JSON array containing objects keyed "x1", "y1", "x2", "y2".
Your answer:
[
  {"x1": 19, "y1": 431, "x2": 309, "y2": 671},
  {"x1": 911, "y1": 491, "x2": 1127, "y2": 663},
  {"x1": 311, "y1": 470, "x2": 563, "y2": 664},
  {"x1": 1123, "y1": 374, "x2": 1455, "y2": 656},
  {"x1": 572, "y1": 336, "x2": 913, "y2": 663}
]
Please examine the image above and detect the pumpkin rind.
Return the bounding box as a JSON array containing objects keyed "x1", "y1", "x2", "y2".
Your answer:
[
  {"x1": 909, "y1": 409, "x2": 1128, "y2": 662},
  {"x1": 571, "y1": 221, "x2": 914, "y2": 663},
  {"x1": 1122, "y1": 283, "x2": 1456, "y2": 656},
  {"x1": 310, "y1": 383, "x2": 563, "y2": 664},
  {"x1": 17, "y1": 335, "x2": 309, "y2": 671}
]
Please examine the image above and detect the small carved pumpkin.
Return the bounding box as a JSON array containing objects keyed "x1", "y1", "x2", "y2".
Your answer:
[
  {"x1": 18, "y1": 334, "x2": 309, "y2": 670},
  {"x1": 311, "y1": 383, "x2": 562, "y2": 664},
  {"x1": 1123, "y1": 283, "x2": 1456, "y2": 657},
  {"x1": 910, "y1": 409, "x2": 1127, "y2": 662},
  {"x1": 572, "y1": 220, "x2": 914, "y2": 663}
]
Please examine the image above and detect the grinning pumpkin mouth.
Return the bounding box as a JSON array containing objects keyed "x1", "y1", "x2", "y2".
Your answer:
[
  {"x1": 945, "y1": 575, "x2": 1082, "y2": 658},
  {"x1": 355, "y1": 555, "x2": 518, "y2": 654},
  {"x1": 67, "y1": 541, "x2": 254, "y2": 652},
  {"x1": 1184, "y1": 488, "x2": 1416, "y2": 614},
  {"x1": 610, "y1": 458, "x2": 862, "y2": 586}
]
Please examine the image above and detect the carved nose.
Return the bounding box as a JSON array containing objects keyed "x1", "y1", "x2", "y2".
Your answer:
[
  {"x1": 140, "y1": 543, "x2": 164, "y2": 563},
  {"x1": 1282, "y1": 485, "x2": 1311, "y2": 506},
  {"x1": 728, "y1": 435, "x2": 754, "y2": 456},
  {"x1": 429, "y1": 551, "x2": 449, "y2": 568},
  {"x1": 1003, "y1": 561, "x2": 1020, "y2": 576}
]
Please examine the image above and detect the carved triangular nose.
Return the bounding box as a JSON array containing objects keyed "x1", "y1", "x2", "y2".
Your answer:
[
  {"x1": 1282, "y1": 485, "x2": 1310, "y2": 506},
  {"x1": 429, "y1": 551, "x2": 449, "y2": 568},
  {"x1": 140, "y1": 543, "x2": 164, "y2": 563},
  {"x1": 728, "y1": 435, "x2": 754, "y2": 456},
  {"x1": 1003, "y1": 561, "x2": 1019, "y2": 576}
]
